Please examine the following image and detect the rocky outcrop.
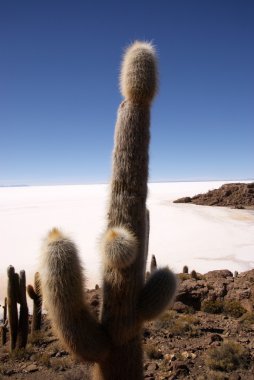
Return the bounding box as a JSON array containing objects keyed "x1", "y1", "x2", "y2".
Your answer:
[
  {"x1": 174, "y1": 182, "x2": 254, "y2": 209},
  {"x1": 175, "y1": 278, "x2": 209, "y2": 310},
  {"x1": 85, "y1": 269, "x2": 254, "y2": 314},
  {"x1": 175, "y1": 269, "x2": 254, "y2": 312},
  {"x1": 226, "y1": 269, "x2": 254, "y2": 312},
  {"x1": 1, "y1": 269, "x2": 254, "y2": 380}
]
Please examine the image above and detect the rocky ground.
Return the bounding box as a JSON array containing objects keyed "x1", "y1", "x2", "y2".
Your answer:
[
  {"x1": 174, "y1": 182, "x2": 254, "y2": 209},
  {"x1": 1, "y1": 269, "x2": 254, "y2": 379}
]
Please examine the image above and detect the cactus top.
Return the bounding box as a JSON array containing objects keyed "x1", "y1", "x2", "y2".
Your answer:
[{"x1": 120, "y1": 41, "x2": 158, "y2": 104}]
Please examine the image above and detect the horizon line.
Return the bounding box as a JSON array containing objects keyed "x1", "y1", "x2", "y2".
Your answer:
[{"x1": 0, "y1": 178, "x2": 253, "y2": 188}]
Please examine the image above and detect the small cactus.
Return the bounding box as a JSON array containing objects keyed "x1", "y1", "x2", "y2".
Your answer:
[
  {"x1": 3, "y1": 297, "x2": 7, "y2": 322},
  {"x1": 1, "y1": 320, "x2": 8, "y2": 346},
  {"x1": 183, "y1": 265, "x2": 189, "y2": 274},
  {"x1": 150, "y1": 255, "x2": 157, "y2": 274},
  {"x1": 40, "y1": 41, "x2": 176, "y2": 380},
  {"x1": 1, "y1": 297, "x2": 7, "y2": 345},
  {"x1": 191, "y1": 270, "x2": 198, "y2": 279},
  {"x1": 27, "y1": 272, "x2": 42, "y2": 333}
]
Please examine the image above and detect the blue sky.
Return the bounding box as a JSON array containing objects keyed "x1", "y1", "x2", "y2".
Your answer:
[{"x1": 1, "y1": 0, "x2": 253, "y2": 185}]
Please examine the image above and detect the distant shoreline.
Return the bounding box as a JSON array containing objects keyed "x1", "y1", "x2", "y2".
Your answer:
[{"x1": 1, "y1": 178, "x2": 254, "y2": 188}]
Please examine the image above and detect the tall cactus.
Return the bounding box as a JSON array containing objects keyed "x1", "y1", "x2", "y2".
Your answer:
[
  {"x1": 40, "y1": 41, "x2": 176, "y2": 379},
  {"x1": 27, "y1": 272, "x2": 42, "y2": 333},
  {"x1": 7, "y1": 266, "x2": 18, "y2": 351},
  {"x1": 17, "y1": 270, "x2": 29, "y2": 349}
]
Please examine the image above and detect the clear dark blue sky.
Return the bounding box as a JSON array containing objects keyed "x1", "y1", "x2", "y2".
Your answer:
[{"x1": 1, "y1": 0, "x2": 253, "y2": 185}]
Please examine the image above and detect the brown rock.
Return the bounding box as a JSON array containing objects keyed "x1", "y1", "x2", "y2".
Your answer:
[
  {"x1": 173, "y1": 182, "x2": 254, "y2": 209},
  {"x1": 205, "y1": 269, "x2": 233, "y2": 279},
  {"x1": 226, "y1": 269, "x2": 254, "y2": 312},
  {"x1": 172, "y1": 361, "x2": 190, "y2": 377},
  {"x1": 210, "y1": 334, "x2": 223, "y2": 343},
  {"x1": 25, "y1": 364, "x2": 38, "y2": 373},
  {"x1": 174, "y1": 196, "x2": 192, "y2": 203},
  {"x1": 229, "y1": 374, "x2": 241, "y2": 380},
  {"x1": 146, "y1": 363, "x2": 159, "y2": 372},
  {"x1": 176, "y1": 278, "x2": 209, "y2": 310},
  {"x1": 172, "y1": 301, "x2": 190, "y2": 313}
]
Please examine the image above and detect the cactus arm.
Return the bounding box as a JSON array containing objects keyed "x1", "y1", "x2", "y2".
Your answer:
[
  {"x1": 27, "y1": 285, "x2": 37, "y2": 300},
  {"x1": 27, "y1": 272, "x2": 43, "y2": 332},
  {"x1": 101, "y1": 227, "x2": 138, "y2": 269},
  {"x1": 40, "y1": 228, "x2": 110, "y2": 362},
  {"x1": 137, "y1": 267, "x2": 177, "y2": 321},
  {"x1": 27, "y1": 283, "x2": 42, "y2": 332}
]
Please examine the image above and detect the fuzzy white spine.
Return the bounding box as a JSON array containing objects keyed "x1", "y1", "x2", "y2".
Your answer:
[
  {"x1": 120, "y1": 41, "x2": 158, "y2": 104},
  {"x1": 101, "y1": 227, "x2": 137, "y2": 269},
  {"x1": 40, "y1": 228, "x2": 109, "y2": 362}
]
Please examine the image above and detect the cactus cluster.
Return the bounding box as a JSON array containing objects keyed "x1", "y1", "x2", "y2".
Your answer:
[
  {"x1": 40, "y1": 41, "x2": 176, "y2": 379},
  {"x1": 7, "y1": 266, "x2": 29, "y2": 351},
  {"x1": 1, "y1": 269, "x2": 43, "y2": 351}
]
